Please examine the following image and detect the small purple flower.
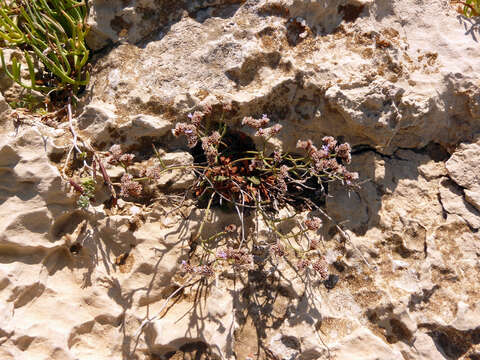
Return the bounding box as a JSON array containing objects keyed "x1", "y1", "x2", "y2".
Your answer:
[
  {"x1": 217, "y1": 249, "x2": 228, "y2": 259},
  {"x1": 187, "y1": 113, "x2": 193, "y2": 119}
]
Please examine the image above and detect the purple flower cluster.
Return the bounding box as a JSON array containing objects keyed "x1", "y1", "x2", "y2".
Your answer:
[
  {"x1": 270, "y1": 241, "x2": 286, "y2": 257},
  {"x1": 296, "y1": 137, "x2": 358, "y2": 184},
  {"x1": 188, "y1": 111, "x2": 204, "y2": 128},
  {"x1": 309, "y1": 239, "x2": 319, "y2": 250},
  {"x1": 216, "y1": 247, "x2": 254, "y2": 270},
  {"x1": 181, "y1": 261, "x2": 215, "y2": 277},
  {"x1": 241, "y1": 114, "x2": 283, "y2": 139},
  {"x1": 297, "y1": 258, "x2": 310, "y2": 271},
  {"x1": 273, "y1": 151, "x2": 282, "y2": 163},
  {"x1": 248, "y1": 158, "x2": 264, "y2": 172},
  {"x1": 255, "y1": 124, "x2": 283, "y2": 138},
  {"x1": 312, "y1": 258, "x2": 329, "y2": 280},
  {"x1": 343, "y1": 170, "x2": 359, "y2": 184},
  {"x1": 108, "y1": 144, "x2": 135, "y2": 166},
  {"x1": 336, "y1": 143, "x2": 352, "y2": 164},
  {"x1": 173, "y1": 123, "x2": 198, "y2": 148},
  {"x1": 242, "y1": 114, "x2": 270, "y2": 129},
  {"x1": 322, "y1": 136, "x2": 337, "y2": 151},
  {"x1": 224, "y1": 224, "x2": 237, "y2": 233},
  {"x1": 108, "y1": 144, "x2": 122, "y2": 161},
  {"x1": 120, "y1": 174, "x2": 142, "y2": 198},
  {"x1": 276, "y1": 164, "x2": 289, "y2": 193},
  {"x1": 305, "y1": 217, "x2": 322, "y2": 230},
  {"x1": 201, "y1": 131, "x2": 221, "y2": 165},
  {"x1": 296, "y1": 257, "x2": 329, "y2": 279},
  {"x1": 144, "y1": 166, "x2": 162, "y2": 180}
]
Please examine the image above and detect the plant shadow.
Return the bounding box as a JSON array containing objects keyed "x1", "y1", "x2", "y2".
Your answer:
[{"x1": 457, "y1": 14, "x2": 480, "y2": 41}]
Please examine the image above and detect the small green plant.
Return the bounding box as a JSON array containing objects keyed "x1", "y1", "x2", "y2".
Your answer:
[
  {"x1": 453, "y1": 0, "x2": 480, "y2": 17},
  {"x1": 8, "y1": 91, "x2": 42, "y2": 110},
  {"x1": 70, "y1": 176, "x2": 95, "y2": 209},
  {"x1": 0, "y1": 0, "x2": 90, "y2": 96}
]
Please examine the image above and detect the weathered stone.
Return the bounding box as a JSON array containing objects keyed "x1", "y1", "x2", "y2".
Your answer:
[
  {"x1": 329, "y1": 328, "x2": 404, "y2": 360},
  {"x1": 86, "y1": 0, "x2": 480, "y2": 154},
  {"x1": 439, "y1": 180, "x2": 480, "y2": 229},
  {"x1": 1, "y1": 0, "x2": 480, "y2": 359},
  {"x1": 465, "y1": 187, "x2": 480, "y2": 212},
  {"x1": 446, "y1": 138, "x2": 480, "y2": 211}
]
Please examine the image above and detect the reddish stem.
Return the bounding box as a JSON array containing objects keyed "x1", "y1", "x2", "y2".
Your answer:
[
  {"x1": 454, "y1": 0, "x2": 480, "y2": 16},
  {"x1": 95, "y1": 155, "x2": 117, "y2": 206},
  {"x1": 69, "y1": 179, "x2": 84, "y2": 194}
]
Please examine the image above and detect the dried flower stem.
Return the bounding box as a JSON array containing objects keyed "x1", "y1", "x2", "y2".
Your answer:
[
  {"x1": 300, "y1": 197, "x2": 372, "y2": 269},
  {"x1": 193, "y1": 192, "x2": 215, "y2": 243},
  {"x1": 96, "y1": 154, "x2": 117, "y2": 205},
  {"x1": 133, "y1": 276, "x2": 200, "y2": 338}
]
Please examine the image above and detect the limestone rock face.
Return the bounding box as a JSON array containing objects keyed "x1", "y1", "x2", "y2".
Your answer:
[
  {"x1": 86, "y1": 0, "x2": 247, "y2": 50},
  {"x1": 84, "y1": 0, "x2": 480, "y2": 154},
  {"x1": 446, "y1": 138, "x2": 480, "y2": 212},
  {"x1": 1, "y1": 0, "x2": 480, "y2": 359}
]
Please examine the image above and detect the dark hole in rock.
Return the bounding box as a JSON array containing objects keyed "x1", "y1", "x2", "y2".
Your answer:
[
  {"x1": 110, "y1": 16, "x2": 132, "y2": 34},
  {"x1": 333, "y1": 261, "x2": 345, "y2": 272},
  {"x1": 281, "y1": 335, "x2": 301, "y2": 350},
  {"x1": 286, "y1": 17, "x2": 308, "y2": 46},
  {"x1": 51, "y1": 211, "x2": 85, "y2": 240},
  {"x1": 425, "y1": 142, "x2": 450, "y2": 162},
  {"x1": 48, "y1": 149, "x2": 65, "y2": 163},
  {"x1": 191, "y1": 125, "x2": 329, "y2": 211},
  {"x1": 103, "y1": 196, "x2": 117, "y2": 210},
  {"x1": 367, "y1": 310, "x2": 379, "y2": 323},
  {"x1": 69, "y1": 243, "x2": 82, "y2": 254},
  {"x1": 338, "y1": 4, "x2": 365, "y2": 22},
  {"x1": 428, "y1": 330, "x2": 471, "y2": 359},
  {"x1": 388, "y1": 318, "x2": 413, "y2": 344},
  {"x1": 407, "y1": 285, "x2": 439, "y2": 311},
  {"x1": 324, "y1": 274, "x2": 339, "y2": 289},
  {"x1": 114, "y1": 252, "x2": 129, "y2": 266},
  {"x1": 160, "y1": 341, "x2": 221, "y2": 360},
  {"x1": 327, "y1": 225, "x2": 338, "y2": 238},
  {"x1": 472, "y1": 328, "x2": 480, "y2": 344}
]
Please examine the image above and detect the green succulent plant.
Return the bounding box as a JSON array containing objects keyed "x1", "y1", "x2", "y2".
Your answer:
[
  {"x1": 0, "y1": 0, "x2": 90, "y2": 95},
  {"x1": 76, "y1": 177, "x2": 95, "y2": 209}
]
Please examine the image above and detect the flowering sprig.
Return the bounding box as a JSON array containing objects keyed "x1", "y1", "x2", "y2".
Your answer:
[
  {"x1": 216, "y1": 247, "x2": 254, "y2": 270},
  {"x1": 168, "y1": 107, "x2": 360, "y2": 277},
  {"x1": 101, "y1": 105, "x2": 359, "y2": 279},
  {"x1": 296, "y1": 136, "x2": 358, "y2": 185},
  {"x1": 108, "y1": 144, "x2": 135, "y2": 167}
]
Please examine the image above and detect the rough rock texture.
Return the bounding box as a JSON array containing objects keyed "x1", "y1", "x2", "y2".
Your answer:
[
  {"x1": 1, "y1": 0, "x2": 480, "y2": 359},
  {"x1": 446, "y1": 137, "x2": 480, "y2": 212},
  {"x1": 84, "y1": 0, "x2": 480, "y2": 154}
]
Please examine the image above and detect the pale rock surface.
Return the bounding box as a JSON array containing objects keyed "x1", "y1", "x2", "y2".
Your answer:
[
  {"x1": 439, "y1": 180, "x2": 480, "y2": 229},
  {"x1": 329, "y1": 327, "x2": 404, "y2": 360},
  {"x1": 446, "y1": 137, "x2": 480, "y2": 211},
  {"x1": 1, "y1": 0, "x2": 480, "y2": 359},
  {"x1": 86, "y1": 0, "x2": 246, "y2": 51},
  {"x1": 83, "y1": 0, "x2": 480, "y2": 154}
]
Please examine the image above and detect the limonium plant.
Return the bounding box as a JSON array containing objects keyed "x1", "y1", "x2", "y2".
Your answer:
[{"x1": 93, "y1": 103, "x2": 359, "y2": 279}]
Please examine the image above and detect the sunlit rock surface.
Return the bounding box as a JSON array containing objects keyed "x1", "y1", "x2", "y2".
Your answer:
[{"x1": 1, "y1": 0, "x2": 480, "y2": 359}]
